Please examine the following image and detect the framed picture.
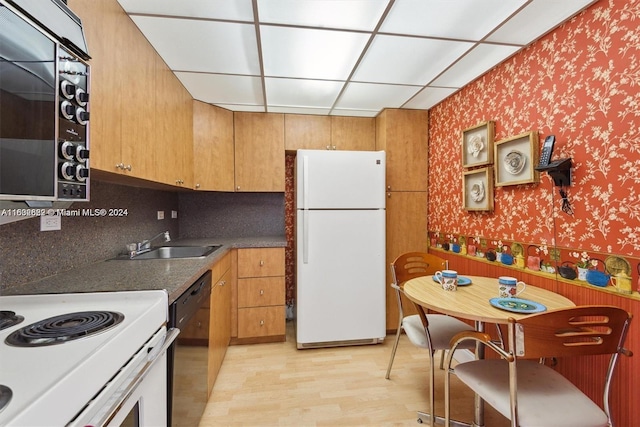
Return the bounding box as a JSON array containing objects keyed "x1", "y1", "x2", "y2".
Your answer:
[
  {"x1": 494, "y1": 131, "x2": 540, "y2": 187},
  {"x1": 463, "y1": 167, "x2": 494, "y2": 211},
  {"x1": 462, "y1": 121, "x2": 495, "y2": 168}
]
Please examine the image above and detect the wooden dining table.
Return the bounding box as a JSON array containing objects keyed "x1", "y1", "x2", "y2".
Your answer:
[{"x1": 403, "y1": 274, "x2": 575, "y2": 427}]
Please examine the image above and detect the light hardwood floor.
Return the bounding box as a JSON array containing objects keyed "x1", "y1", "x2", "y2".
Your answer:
[{"x1": 198, "y1": 321, "x2": 509, "y2": 427}]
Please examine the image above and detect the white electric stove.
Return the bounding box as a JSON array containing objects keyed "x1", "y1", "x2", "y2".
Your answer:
[{"x1": 0, "y1": 290, "x2": 177, "y2": 426}]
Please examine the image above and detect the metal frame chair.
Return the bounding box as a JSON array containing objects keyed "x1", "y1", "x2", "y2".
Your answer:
[
  {"x1": 385, "y1": 252, "x2": 475, "y2": 427},
  {"x1": 444, "y1": 305, "x2": 633, "y2": 427}
]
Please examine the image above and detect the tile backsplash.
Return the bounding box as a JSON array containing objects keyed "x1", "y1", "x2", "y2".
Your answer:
[{"x1": 1, "y1": 181, "x2": 285, "y2": 291}]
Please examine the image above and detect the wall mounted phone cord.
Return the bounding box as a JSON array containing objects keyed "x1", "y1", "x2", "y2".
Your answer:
[{"x1": 559, "y1": 186, "x2": 574, "y2": 215}]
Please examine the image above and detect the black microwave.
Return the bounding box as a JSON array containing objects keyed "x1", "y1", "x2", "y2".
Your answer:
[{"x1": 0, "y1": 0, "x2": 90, "y2": 203}]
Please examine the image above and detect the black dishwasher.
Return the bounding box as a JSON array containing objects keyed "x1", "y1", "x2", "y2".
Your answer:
[{"x1": 167, "y1": 270, "x2": 212, "y2": 427}]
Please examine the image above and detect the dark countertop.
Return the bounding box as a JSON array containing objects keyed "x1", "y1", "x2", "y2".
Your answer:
[{"x1": 2, "y1": 236, "x2": 287, "y2": 304}]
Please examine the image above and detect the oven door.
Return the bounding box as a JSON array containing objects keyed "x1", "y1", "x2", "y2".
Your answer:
[{"x1": 69, "y1": 327, "x2": 179, "y2": 427}]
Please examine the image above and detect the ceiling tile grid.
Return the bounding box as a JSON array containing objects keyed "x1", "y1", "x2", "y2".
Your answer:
[{"x1": 117, "y1": 0, "x2": 597, "y2": 116}]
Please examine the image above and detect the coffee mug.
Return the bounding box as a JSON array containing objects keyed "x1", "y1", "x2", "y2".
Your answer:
[
  {"x1": 498, "y1": 276, "x2": 526, "y2": 298},
  {"x1": 435, "y1": 269, "x2": 458, "y2": 291}
]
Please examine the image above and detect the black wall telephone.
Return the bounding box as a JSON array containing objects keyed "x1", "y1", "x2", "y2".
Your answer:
[{"x1": 538, "y1": 135, "x2": 555, "y2": 166}]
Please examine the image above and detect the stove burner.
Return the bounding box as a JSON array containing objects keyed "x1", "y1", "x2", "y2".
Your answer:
[
  {"x1": 0, "y1": 311, "x2": 24, "y2": 331},
  {"x1": 0, "y1": 385, "x2": 12, "y2": 414},
  {"x1": 5, "y1": 311, "x2": 124, "y2": 347}
]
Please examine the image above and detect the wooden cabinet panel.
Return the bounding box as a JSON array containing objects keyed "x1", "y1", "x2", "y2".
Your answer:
[
  {"x1": 68, "y1": 0, "x2": 121, "y2": 172},
  {"x1": 208, "y1": 268, "x2": 231, "y2": 395},
  {"x1": 237, "y1": 248, "x2": 285, "y2": 278},
  {"x1": 238, "y1": 277, "x2": 286, "y2": 307},
  {"x1": 193, "y1": 101, "x2": 235, "y2": 191},
  {"x1": 238, "y1": 306, "x2": 286, "y2": 338},
  {"x1": 385, "y1": 191, "x2": 428, "y2": 329},
  {"x1": 234, "y1": 112, "x2": 285, "y2": 192},
  {"x1": 376, "y1": 109, "x2": 428, "y2": 191},
  {"x1": 284, "y1": 114, "x2": 331, "y2": 151},
  {"x1": 331, "y1": 116, "x2": 376, "y2": 151}
]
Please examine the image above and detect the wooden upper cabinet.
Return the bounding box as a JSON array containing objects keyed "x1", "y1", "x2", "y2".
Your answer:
[
  {"x1": 331, "y1": 116, "x2": 376, "y2": 151},
  {"x1": 284, "y1": 115, "x2": 376, "y2": 152},
  {"x1": 152, "y1": 58, "x2": 193, "y2": 188},
  {"x1": 284, "y1": 114, "x2": 331, "y2": 151},
  {"x1": 234, "y1": 112, "x2": 285, "y2": 192},
  {"x1": 376, "y1": 109, "x2": 428, "y2": 192},
  {"x1": 68, "y1": 0, "x2": 193, "y2": 188},
  {"x1": 68, "y1": 0, "x2": 122, "y2": 173},
  {"x1": 193, "y1": 101, "x2": 235, "y2": 191}
]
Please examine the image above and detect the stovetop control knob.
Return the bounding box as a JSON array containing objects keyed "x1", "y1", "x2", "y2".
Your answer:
[
  {"x1": 60, "y1": 100, "x2": 75, "y2": 121},
  {"x1": 76, "y1": 146, "x2": 90, "y2": 163},
  {"x1": 75, "y1": 88, "x2": 89, "y2": 106},
  {"x1": 75, "y1": 165, "x2": 89, "y2": 182},
  {"x1": 75, "y1": 107, "x2": 89, "y2": 125},
  {"x1": 59, "y1": 161, "x2": 76, "y2": 181},
  {"x1": 60, "y1": 80, "x2": 75, "y2": 100},
  {"x1": 60, "y1": 141, "x2": 75, "y2": 160}
]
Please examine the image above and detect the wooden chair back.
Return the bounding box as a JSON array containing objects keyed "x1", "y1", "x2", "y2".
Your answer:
[
  {"x1": 509, "y1": 305, "x2": 633, "y2": 360},
  {"x1": 391, "y1": 252, "x2": 447, "y2": 288}
]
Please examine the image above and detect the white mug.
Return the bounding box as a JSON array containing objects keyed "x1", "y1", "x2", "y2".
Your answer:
[
  {"x1": 435, "y1": 269, "x2": 458, "y2": 292},
  {"x1": 498, "y1": 276, "x2": 526, "y2": 298}
]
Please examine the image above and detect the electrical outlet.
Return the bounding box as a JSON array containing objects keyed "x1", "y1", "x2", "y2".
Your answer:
[
  {"x1": 171, "y1": 210, "x2": 178, "y2": 219},
  {"x1": 157, "y1": 210, "x2": 164, "y2": 220},
  {"x1": 40, "y1": 215, "x2": 61, "y2": 231}
]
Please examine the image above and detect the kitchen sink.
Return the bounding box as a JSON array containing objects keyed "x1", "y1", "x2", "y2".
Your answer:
[{"x1": 114, "y1": 245, "x2": 222, "y2": 260}]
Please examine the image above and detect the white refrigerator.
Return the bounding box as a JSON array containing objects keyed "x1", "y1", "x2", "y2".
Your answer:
[{"x1": 295, "y1": 149, "x2": 386, "y2": 349}]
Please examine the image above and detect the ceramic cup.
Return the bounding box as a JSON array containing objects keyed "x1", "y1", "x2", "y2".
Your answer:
[
  {"x1": 498, "y1": 276, "x2": 526, "y2": 298},
  {"x1": 435, "y1": 269, "x2": 458, "y2": 291}
]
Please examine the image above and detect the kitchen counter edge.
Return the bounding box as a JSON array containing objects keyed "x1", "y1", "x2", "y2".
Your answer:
[{"x1": 2, "y1": 236, "x2": 287, "y2": 304}]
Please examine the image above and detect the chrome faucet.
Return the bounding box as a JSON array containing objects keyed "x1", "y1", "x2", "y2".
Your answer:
[{"x1": 135, "y1": 231, "x2": 171, "y2": 255}]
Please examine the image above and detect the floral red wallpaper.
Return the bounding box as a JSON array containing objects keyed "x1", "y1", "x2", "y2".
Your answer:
[{"x1": 428, "y1": 0, "x2": 640, "y2": 283}]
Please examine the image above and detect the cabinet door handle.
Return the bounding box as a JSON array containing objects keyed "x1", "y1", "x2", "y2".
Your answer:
[
  {"x1": 260, "y1": 320, "x2": 264, "y2": 326},
  {"x1": 220, "y1": 280, "x2": 226, "y2": 286},
  {"x1": 259, "y1": 289, "x2": 264, "y2": 295},
  {"x1": 115, "y1": 163, "x2": 124, "y2": 170},
  {"x1": 125, "y1": 164, "x2": 132, "y2": 171},
  {"x1": 195, "y1": 183, "x2": 200, "y2": 189},
  {"x1": 387, "y1": 192, "x2": 391, "y2": 198},
  {"x1": 260, "y1": 260, "x2": 264, "y2": 266}
]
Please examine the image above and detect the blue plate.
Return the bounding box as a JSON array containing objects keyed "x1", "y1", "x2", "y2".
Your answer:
[
  {"x1": 432, "y1": 276, "x2": 472, "y2": 286},
  {"x1": 489, "y1": 297, "x2": 546, "y2": 314}
]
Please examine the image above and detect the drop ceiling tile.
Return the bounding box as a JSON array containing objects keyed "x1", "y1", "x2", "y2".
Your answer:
[
  {"x1": 335, "y1": 82, "x2": 422, "y2": 110},
  {"x1": 486, "y1": 0, "x2": 596, "y2": 45},
  {"x1": 431, "y1": 43, "x2": 520, "y2": 88},
  {"x1": 175, "y1": 72, "x2": 263, "y2": 106},
  {"x1": 380, "y1": 0, "x2": 528, "y2": 40},
  {"x1": 256, "y1": 0, "x2": 388, "y2": 31},
  {"x1": 260, "y1": 26, "x2": 370, "y2": 80},
  {"x1": 403, "y1": 87, "x2": 459, "y2": 109},
  {"x1": 265, "y1": 78, "x2": 344, "y2": 109},
  {"x1": 131, "y1": 17, "x2": 260, "y2": 74},
  {"x1": 117, "y1": 0, "x2": 254, "y2": 21},
  {"x1": 353, "y1": 35, "x2": 473, "y2": 85}
]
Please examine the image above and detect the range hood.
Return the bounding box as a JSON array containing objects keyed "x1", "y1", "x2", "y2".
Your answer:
[{"x1": 6, "y1": 0, "x2": 89, "y2": 59}]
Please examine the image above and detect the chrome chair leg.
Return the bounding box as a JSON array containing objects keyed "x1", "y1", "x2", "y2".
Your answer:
[{"x1": 385, "y1": 324, "x2": 403, "y2": 379}]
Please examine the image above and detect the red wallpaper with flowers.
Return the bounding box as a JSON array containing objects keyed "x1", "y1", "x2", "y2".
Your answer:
[{"x1": 428, "y1": 0, "x2": 640, "y2": 278}]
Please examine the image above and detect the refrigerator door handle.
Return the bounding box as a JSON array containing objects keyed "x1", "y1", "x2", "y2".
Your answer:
[
  {"x1": 302, "y1": 155, "x2": 309, "y2": 210},
  {"x1": 303, "y1": 210, "x2": 309, "y2": 263}
]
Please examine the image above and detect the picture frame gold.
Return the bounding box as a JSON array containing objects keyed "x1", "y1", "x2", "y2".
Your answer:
[
  {"x1": 462, "y1": 121, "x2": 495, "y2": 168},
  {"x1": 494, "y1": 131, "x2": 539, "y2": 187},
  {"x1": 463, "y1": 167, "x2": 494, "y2": 211}
]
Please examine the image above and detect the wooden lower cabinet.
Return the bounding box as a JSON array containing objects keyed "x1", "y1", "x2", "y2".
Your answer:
[
  {"x1": 233, "y1": 248, "x2": 286, "y2": 343},
  {"x1": 208, "y1": 267, "x2": 230, "y2": 396}
]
